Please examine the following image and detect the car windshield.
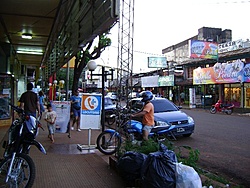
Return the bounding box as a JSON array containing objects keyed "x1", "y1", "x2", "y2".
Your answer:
[{"x1": 151, "y1": 99, "x2": 178, "y2": 113}]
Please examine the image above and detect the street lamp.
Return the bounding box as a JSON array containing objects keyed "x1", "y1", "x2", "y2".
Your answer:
[
  {"x1": 87, "y1": 60, "x2": 114, "y2": 132},
  {"x1": 58, "y1": 80, "x2": 65, "y2": 101},
  {"x1": 49, "y1": 80, "x2": 58, "y2": 101}
]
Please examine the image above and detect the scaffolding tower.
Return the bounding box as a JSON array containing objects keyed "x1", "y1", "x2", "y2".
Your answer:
[{"x1": 117, "y1": 0, "x2": 135, "y2": 107}]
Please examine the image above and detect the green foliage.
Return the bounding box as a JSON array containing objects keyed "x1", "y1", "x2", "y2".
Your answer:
[
  {"x1": 174, "y1": 145, "x2": 200, "y2": 169},
  {"x1": 203, "y1": 173, "x2": 229, "y2": 186},
  {"x1": 71, "y1": 32, "x2": 111, "y2": 91},
  {"x1": 118, "y1": 139, "x2": 159, "y2": 157},
  {"x1": 96, "y1": 33, "x2": 111, "y2": 49},
  {"x1": 56, "y1": 68, "x2": 74, "y2": 90}
]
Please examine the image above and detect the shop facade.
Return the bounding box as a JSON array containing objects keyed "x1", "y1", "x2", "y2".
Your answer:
[{"x1": 193, "y1": 59, "x2": 250, "y2": 108}]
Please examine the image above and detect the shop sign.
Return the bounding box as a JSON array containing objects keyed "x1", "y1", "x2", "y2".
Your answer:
[
  {"x1": 218, "y1": 39, "x2": 243, "y2": 53},
  {"x1": 80, "y1": 94, "x2": 102, "y2": 129},
  {"x1": 141, "y1": 75, "x2": 159, "y2": 87},
  {"x1": 148, "y1": 57, "x2": 167, "y2": 68},
  {"x1": 193, "y1": 60, "x2": 250, "y2": 84},
  {"x1": 158, "y1": 75, "x2": 174, "y2": 86},
  {"x1": 189, "y1": 40, "x2": 218, "y2": 59}
]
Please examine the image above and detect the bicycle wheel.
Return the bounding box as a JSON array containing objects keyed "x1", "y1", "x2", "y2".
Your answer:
[
  {"x1": 96, "y1": 132, "x2": 121, "y2": 155},
  {"x1": 0, "y1": 153, "x2": 36, "y2": 188}
]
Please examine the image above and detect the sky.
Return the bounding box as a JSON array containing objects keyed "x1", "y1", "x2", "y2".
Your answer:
[{"x1": 95, "y1": 0, "x2": 250, "y2": 73}]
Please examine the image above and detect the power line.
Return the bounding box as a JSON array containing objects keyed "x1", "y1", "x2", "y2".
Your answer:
[
  {"x1": 110, "y1": 45, "x2": 164, "y2": 57},
  {"x1": 203, "y1": 0, "x2": 250, "y2": 4}
]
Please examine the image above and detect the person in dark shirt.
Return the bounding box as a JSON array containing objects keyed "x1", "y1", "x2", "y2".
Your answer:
[{"x1": 19, "y1": 82, "x2": 40, "y2": 117}]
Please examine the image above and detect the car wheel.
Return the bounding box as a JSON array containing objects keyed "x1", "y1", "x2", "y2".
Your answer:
[{"x1": 183, "y1": 133, "x2": 192, "y2": 137}]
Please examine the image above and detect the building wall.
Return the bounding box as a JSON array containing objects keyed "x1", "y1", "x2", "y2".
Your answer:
[{"x1": 165, "y1": 43, "x2": 190, "y2": 64}]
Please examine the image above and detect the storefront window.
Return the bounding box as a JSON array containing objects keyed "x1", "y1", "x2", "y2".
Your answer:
[
  {"x1": 224, "y1": 84, "x2": 241, "y2": 107},
  {"x1": 0, "y1": 74, "x2": 12, "y2": 120},
  {"x1": 245, "y1": 83, "x2": 250, "y2": 108}
]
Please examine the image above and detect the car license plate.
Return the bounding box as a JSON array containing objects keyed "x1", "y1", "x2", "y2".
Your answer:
[{"x1": 177, "y1": 128, "x2": 185, "y2": 132}]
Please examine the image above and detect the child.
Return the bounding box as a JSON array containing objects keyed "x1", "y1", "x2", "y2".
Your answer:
[{"x1": 44, "y1": 104, "x2": 57, "y2": 143}]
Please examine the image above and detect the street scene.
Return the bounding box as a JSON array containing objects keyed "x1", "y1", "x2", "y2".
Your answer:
[
  {"x1": 177, "y1": 108, "x2": 250, "y2": 186},
  {"x1": 1, "y1": 0, "x2": 250, "y2": 188}
]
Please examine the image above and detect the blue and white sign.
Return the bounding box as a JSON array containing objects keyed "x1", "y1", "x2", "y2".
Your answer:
[
  {"x1": 80, "y1": 93, "x2": 102, "y2": 129},
  {"x1": 148, "y1": 57, "x2": 167, "y2": 68},
  {"x1": 82, "y1": 95, "x2": 101, "y2": 115},
  {"x1": 51, "y1": 101, "x2": 71, "y2": 133}
]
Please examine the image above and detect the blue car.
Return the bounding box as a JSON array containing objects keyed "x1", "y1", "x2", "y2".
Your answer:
[{"x1": 129, "y1": 97, "x2": 195, "y2": 137}]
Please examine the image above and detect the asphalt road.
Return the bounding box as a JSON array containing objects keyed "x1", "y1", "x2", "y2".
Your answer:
[{"x1": 172, "y1": 108, "x2": 250, "y2": 187}]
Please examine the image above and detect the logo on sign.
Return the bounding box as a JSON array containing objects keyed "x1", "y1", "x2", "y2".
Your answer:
[
  {"x1": 81, "y1": 95, "x2": 101, "y2": 115},
  {"x1": 83, "y1": 96, "x2": 99, "y2": 110}
]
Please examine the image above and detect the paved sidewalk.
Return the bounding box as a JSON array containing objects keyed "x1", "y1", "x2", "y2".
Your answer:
[{"x1": 0, "y1": 121, "x2": 125, "y2": 188}]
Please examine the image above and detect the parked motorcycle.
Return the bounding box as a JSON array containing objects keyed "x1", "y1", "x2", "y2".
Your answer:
[
  {"x1": 0, "y1": 103, "x2": 46, "y2": 188},
  {"x1": 210, "y1": 100, "x2": 235, "y2": 115},
  {"x1": 105, "y1": 105, "x2": 128, "y2": 126},
  {"x1": 96, "y1": 111, "x2": 176, "y2": 155}
]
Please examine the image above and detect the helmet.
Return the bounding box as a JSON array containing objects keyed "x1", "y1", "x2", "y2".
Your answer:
[{"x1": 139, "y1": 91, "x2": 153, "y2": 102}]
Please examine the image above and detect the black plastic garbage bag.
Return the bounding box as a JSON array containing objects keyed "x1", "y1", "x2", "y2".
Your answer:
[
  {"x1": 141, "y1": 144, "x2": 178, "y2": 188},
  {"x1": 117, "y1": 151, "x2": 148, "y2": 186}
]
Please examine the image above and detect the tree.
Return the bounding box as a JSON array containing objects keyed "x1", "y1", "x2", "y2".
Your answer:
[
  {"x1": 56, "y1": 68, "x2": 74, "y2": 90},
  {"x1": 72, "y1": 33, "x2": 111, "y2": 92}
]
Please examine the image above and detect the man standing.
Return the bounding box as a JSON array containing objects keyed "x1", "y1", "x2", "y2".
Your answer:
[
  {"x1": 19, "y1": 82, "x2": 40, "y2": 117},
  {"x1": 131, "y1": 91, "x2": 154, "y2": 140},
  {"x1": 70, "y1": 89, "x2": 81, "y2": 131}
]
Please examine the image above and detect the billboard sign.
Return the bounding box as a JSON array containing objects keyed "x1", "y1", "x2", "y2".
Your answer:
[
  {"x1": 189, "y1": 40, "x2": 218, "y2": 59},
  {"x1": 148, "y1": 57, "x2": 167, "y2": 68},
  {"x1": 193, "y1": 60, "x2": 247, "y2": 84}
]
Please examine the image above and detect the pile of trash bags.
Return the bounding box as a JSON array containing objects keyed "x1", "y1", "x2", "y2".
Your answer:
[{"x1": 117, "y1": 143, "x2": 202, "y2": 188}]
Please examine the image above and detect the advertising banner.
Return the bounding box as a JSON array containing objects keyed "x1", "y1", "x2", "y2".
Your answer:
[
  {"x1": 80, "y1": 93, "x2": 102, "y2": 129},
  {"x1": 141, "y1": 75, "x2": 159, "y2": 87},
  {"x1": 189, "y1": 40, "x2": 218, "y2": 59},
  {"x1": 193, "y1": 60, "x2": 248, "y2": 84},
  {"x1": 244, "y1": 63, "x2": 250, "y2": 82},
  {"x1": 148, "y1": 57, "x2": 167, "y2": 68},
  {"x1": 51, "y1": 101, "x2": 71, "y2": 133}
]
